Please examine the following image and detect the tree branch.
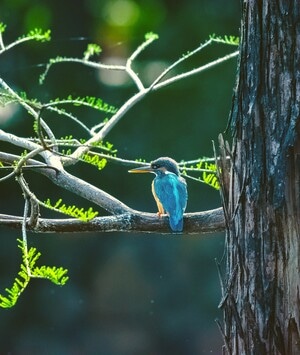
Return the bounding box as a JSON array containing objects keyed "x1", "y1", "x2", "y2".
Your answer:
[
  {"x1": 0, "y1": 207, "x2": 225, "y2": 234},
  {"x1": 0, "y1": 151, "x2": 225, "y2": 233},
  {"x1": 0, "y1": 33, "x2": 233, "y2": 237},
  {"x1": 0, "y1": 149, "x2": 133, "y2": 215}
]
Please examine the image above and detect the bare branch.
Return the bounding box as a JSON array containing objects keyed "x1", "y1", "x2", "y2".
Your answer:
[
  {"x1": 149, "y1": 38, "x2": 214, "y2": 90},
  {"x1": 152, "y1": 50, "x2": 239, "y2": 91},
  {"x1": 64, "y1": 89, "x2": 150, "y2": 164},
  {"x1": 49, "y1": 169, "x2": 132, "y2": 215},
  {"x1": 0, "y1": 78, "x2": 56, "y2": 141},
  {"x1": 0, "y1": 207, "x2": 225, "y2": 234},
  {"x1": 0, "y1": 129, "x2": 63, "y2": 171},
  {"x1": 0, "y1": 151, "x2": 133, "y2": 215}
]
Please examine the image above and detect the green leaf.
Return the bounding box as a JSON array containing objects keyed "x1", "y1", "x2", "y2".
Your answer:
[
  {"x1": 145, "y1": 32, "x2": 159, "y2": 41},
  {"x1": 48, "y1": 95, "x2": 118, "y2": 114},
  {"x1": 32, "y1": 266, "x2": 69, "y2": 285},
  {"x1": 180, "y1": 158, "x2": 220, "y2": 190},
  {"x1": 0, "y1": 22, "x2": 7, "y2": 34},
  {"x1": 0, "y1": 239, "x2": 68, "y2": 308},
  {"x1": 44, "y1": 198, "x2": 99, "y2": 221},
  {"x1": 80, "y1": 153, "x2": 108, "y2": 171},
  {"x1": 83, "y1": 43, "x2": 102, "y2": 60},
  {"x1": 209, "y1": 34, "x2": 239, "y2": 46},
  {"x1": 19, "y1": 28, "x2": 51, "y2": 42}
]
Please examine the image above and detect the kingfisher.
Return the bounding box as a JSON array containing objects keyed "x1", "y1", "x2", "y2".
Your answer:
[{"x1": 129, "y1": 157, "x2": 188, "y2": 232}]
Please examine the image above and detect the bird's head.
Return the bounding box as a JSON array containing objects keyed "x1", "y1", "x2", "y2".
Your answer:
[{"x1": 128, "y1": 157, "x2": 180, "y2": 176}]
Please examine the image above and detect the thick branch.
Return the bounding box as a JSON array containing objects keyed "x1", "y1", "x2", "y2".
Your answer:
[
  {"x1": 0, "y1": 207, "x2": 225, "y2": 234},
  {"x1": 0, "y1": 151, "x2": 225, "y2": 233},
  {"x1": 0, "y1": 151, "x2": 132, "y2": 215},
  {"x1": 49, "y1": 169, "x2": 132, "y2": 215}
]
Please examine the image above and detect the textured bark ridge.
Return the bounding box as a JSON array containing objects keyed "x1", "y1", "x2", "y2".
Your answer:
[{"x1": 219, "y1": 1, "x2": 300, "y2": 354}]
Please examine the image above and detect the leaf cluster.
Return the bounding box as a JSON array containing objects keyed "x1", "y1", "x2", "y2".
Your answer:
[
  {"x1": 49, "y1": 95, "x2": 118, "y2": 114},
  {"x1": 182, "y1": 159, "x2": 220, "y2": 190},
  {"x1": 83, "y1": 43, "x2": 102, "y2": 60},
  {"x1": 209, "y1": 34, "x2": 240, "y2": 46},
  {"x1": 0, "y1": 240, "x2": 68, "y2": 308},
  {"x1": 20, "y1": 28, "x2": 51, "y2": 43},
  {"x1": 44, "y1": 198, "x2": 99, "y2": 221},
  {"x1": 80, "y1": 153, "x2": 107, "y2": 171}
]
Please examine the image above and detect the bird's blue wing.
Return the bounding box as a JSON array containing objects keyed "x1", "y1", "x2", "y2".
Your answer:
[{"x1": 154, "y1": 174, "x2": 187, "y2": 231}]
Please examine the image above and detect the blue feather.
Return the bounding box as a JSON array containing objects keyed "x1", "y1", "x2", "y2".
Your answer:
[{"x1": 153, "y1": 172, "x2": 187, "y2": 232}]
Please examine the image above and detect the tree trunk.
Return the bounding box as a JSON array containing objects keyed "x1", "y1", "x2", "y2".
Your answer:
[{"x1": 219, "y1": 1, "x2": 300, "y2": 353}]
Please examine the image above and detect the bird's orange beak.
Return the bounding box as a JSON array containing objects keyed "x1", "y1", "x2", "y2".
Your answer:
[{"x1": 128, "y1": 166, "x2": 154, "y2": 173}]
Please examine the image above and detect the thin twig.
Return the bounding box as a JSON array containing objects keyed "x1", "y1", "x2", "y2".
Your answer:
[
  {"x1": 0, "y1": 78, "x2": 56, "y2": 141},
  {"x1": 0, "y1": 170, "x2": 15, "y2": 182},
  {"x1": 21, "y1": 198, "x2": 29, "y2": 261},
  {"x1": 149, "y1": 38, "x2": 213, "y2": 90},
  {"x1": 152, "y1": 50, "x2": 239, "y2": 91},
  {"x1": 64, "y1": 89, "x2": 150, "y2": 164}
]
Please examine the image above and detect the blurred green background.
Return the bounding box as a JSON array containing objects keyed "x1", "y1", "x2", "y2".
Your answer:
[{"x1": 0, "y1": 0, "x2": 239, "y2": 353}]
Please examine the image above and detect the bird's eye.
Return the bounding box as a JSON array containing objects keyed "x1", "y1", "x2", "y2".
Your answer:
[{"x1": 152, "y1": 164, "x2": 159, "y2": 169}]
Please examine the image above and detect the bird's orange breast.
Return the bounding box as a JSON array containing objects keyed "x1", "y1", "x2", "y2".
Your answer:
[{"x1": 151, "y1": 180, "x2": 165, "y2": 215}]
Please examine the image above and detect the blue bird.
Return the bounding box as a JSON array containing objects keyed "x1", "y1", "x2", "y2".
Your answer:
[{"x1": 129, "y1": 157, "x2": 188, "y2": 232}]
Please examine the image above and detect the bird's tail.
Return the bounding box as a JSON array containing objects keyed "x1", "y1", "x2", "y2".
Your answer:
[{"x1": 169, "y1": 216, "x2": 183, "y2": 232}]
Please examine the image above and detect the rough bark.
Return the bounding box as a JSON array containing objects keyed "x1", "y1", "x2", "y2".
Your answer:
[
  {"x1": 219, "y1": 1, "x2": 300, "y2": 354},
  {"x1": 0, "y1": 208, "x2": 225, "y2": 234}
]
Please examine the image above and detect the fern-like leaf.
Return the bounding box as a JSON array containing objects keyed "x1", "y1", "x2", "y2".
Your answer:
[
  {"x1": 0, "y1": 239, "x2": 68, "y2": 308},
  {"x1": 181, "y1": 159, "x2": 220, "y2": 190},
  {"x1": 19, "y1": 28, "x2": 51, "y2": 43},
  {"x1": 48, "y1": 95, "x2": 117, "y2": 114},
  {"x1": 0, "y1": 91, "x2": 19, "y2": 107},
  {"x1": 44, "y1": 198, "x2": 99, "y2": 221},
  {"x1": 32, "y1": 266, "x2": 69, "y2": 285},
  {"x1": 80, "y1": 153, "x2": 107, "y2": 170},
  {"x1": 209, "y1": 34, "x2": 239, "y2": 46},
  {"x1": 202, "y1": 171, "x2": 220, "y2": 190},
  {"x1": 83, "y1": 43, "x2": 102, "y2": 61}
]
